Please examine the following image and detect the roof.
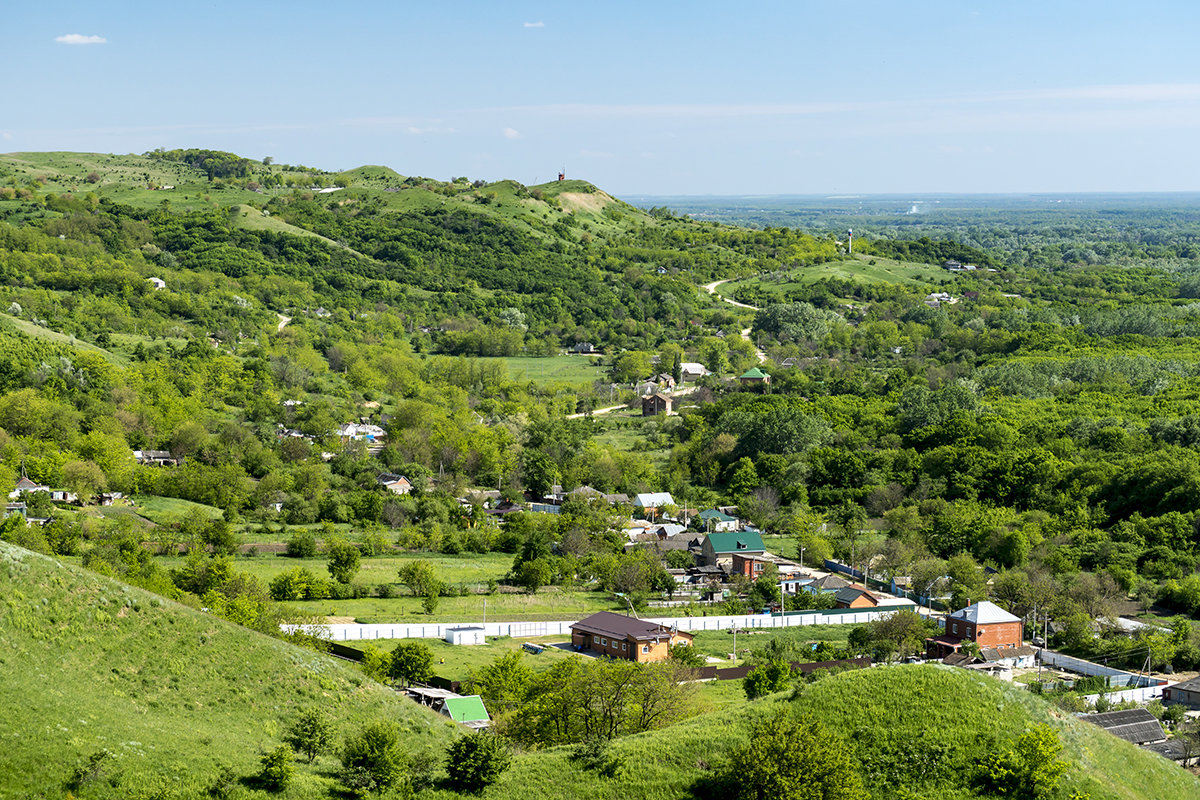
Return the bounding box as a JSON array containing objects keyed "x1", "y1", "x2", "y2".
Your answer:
[
  {"x1": 1168, "y1": 676, "x2": 1200, "y2": 693},
  {"x1": 570, "y1": 611, "x2": 684, "y2": 642},
  {"x1": 699, "y1": 509, "x2": 737, "y2": 523},
  {"x1": 443, "y1": 695, "x2": 490, "y2": 723},
  {"x1": 739, "y1": 367, "x2": 769, "y2": 379},
  {"x1": 948, "y1": 601, "x2": 1021, "y2": 626},
  {"x1": 811, "y1": 574, "x2": 850, "y2": 591},
  {"x1": 834, "y1": 587, "x2": 878, "y2": 606},
  {"x1": 978, "y1": 645, "x2": 1036, "y2": 662},
  {"x1": 1085, "y1": 709, "x2": 1166, "y2": 745},
  {"x1": 704, "y1": 530, "x2": 765, "y2": 554},
  {"x1": 634, "y1": 492, "x2": 675, "y2": 508}
]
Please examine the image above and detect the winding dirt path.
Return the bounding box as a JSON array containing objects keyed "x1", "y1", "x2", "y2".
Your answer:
[
  {"x1": 276, "y1": 313, "x2": 291, "y2": 332},
  {"x1": 702, "y1": 280, "x2": 767, "y2": 364}
]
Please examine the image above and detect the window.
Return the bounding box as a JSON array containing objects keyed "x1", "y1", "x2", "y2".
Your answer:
[
  {"x1": 952, "y1": 623, "x2": 958, "y2": 635},
  {"x1": 622, "y1": 642, "x2": 627, "y2": 651},
  {"x1": 593, "y1": 636, "x2": 600, "y2": 644},
  {"x1": 601, "y1": 638, "x2": 608, "y2": 646},
  {"x1": 642, "y1": 645, "x2": 650, "y2": 653}
]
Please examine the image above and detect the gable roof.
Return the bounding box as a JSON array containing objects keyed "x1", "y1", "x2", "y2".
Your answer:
[
  {"x1": 704, "y1": 530, "x2": 765, "y2": 554},
  {"x1": 948, "y1": 601, "x2": 1021, "y2": 625},
  {"x1": 699, "y1": 509, "x2": 737, "y2": 523},
  {"x1": 442, "y1": 695, "x2": 490, "y2": 723},
  {"x1": 834, "y1": 587, "x2": 878, "y2": 606},
  {"x1": 634, "y1": 492, "x2": 674, "y2": 508},
  {"x1": 1085, "y1": 709, "x2": 1166, "y2": 745},
  {"x1": 570, "y1": 611, "x2": 683, "y2": 642},
  {"x1": 812, "y1": 574, "x2": 851, "y2": 591}
]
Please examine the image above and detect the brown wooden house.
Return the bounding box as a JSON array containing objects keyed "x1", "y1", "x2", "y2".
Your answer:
[
  {"x1": 642, "y1": 393, "x2": 672, "y2": 416},
  {"x1": 570, "y1": 611, "x2": 693, "y2": 663}
]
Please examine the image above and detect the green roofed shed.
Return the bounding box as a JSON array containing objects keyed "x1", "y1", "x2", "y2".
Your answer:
[
  {"x1": 739, "y1": 367, "x2": 770, "y2": 379},
  {"x1": 442, "y1": 695, "x2": 490, "y2": 725}
]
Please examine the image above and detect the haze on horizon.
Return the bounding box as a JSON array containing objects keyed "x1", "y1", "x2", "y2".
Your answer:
[{"x1": 6, "y1": 1, "x2": 1199, "y2": 197}]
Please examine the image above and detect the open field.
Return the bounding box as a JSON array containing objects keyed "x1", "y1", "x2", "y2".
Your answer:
[
  {"x1": 476, "y1": 354, "x2": 606, "y2": 387},
  {"x1": 724, "y1": 254, "x2": 948, "y2": 299}
]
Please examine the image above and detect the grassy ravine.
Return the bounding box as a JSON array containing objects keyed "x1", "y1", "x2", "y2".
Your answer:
[
  {"x1": 0, "y1": 541, "x2": 457, "y2": 799},
  {"x1": 4, "y1": 540, "x2": 1198, "y2": 800}
]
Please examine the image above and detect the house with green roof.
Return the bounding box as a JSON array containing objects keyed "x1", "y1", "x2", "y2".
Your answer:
[
  {"x1": 698, "y1": 508, "x2": 739, "y2": 532},
  {"x1": 701, "y1": 530, "x2": 765, "y2": 568},
  {"x1": 738, "y1": 367, "x2": 770, "y2": 386}
]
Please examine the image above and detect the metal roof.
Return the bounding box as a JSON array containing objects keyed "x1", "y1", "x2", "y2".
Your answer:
[
  {"x1": 1085, "y1": 709, "x2": 1166, "y2": 745},
  {"x1": 947, "y1": 601, "x2": 1021, "y2": 625},
  {"x1": 704, "y1": 530, "x2": 765, "y2": 554},
  {"x1": 443, "y1": 695, "x2": 490, "y2": 723}
]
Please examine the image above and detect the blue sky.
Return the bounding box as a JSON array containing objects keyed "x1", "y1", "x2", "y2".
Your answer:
[{"x1": 7, "y1": 1, "x2": 1200, "y2": 195}]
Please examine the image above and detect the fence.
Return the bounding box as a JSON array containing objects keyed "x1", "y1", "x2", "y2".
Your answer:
[
  {"x1": 1081, "y1": 685, "x2": 1167, "y2": 706},
  {"x1": 1039, "y1": 649, "x2": 1167, "y2": 688},
  {"x1": 293, "y1": 607, "x2": 910, "y2": 642}
]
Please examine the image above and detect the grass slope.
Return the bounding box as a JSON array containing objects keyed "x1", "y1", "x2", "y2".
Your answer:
[
  {"x1": 440, "y1": 665, "x2": 1200, "y2": 800},
  {"x1": 0, "y1": 541, "x2": 456, "y2": 799}
]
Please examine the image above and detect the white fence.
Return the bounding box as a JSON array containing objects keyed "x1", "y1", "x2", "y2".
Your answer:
[
  {"x1": 1039, "y1": 649, "x2": 1166, "y2": 689},
  {"x1": 1081, "y1": 685, "x2": 1167, "y2": 706},
  {"x1": 294, "y1": 608, "x2": 907, "y2": 642}
]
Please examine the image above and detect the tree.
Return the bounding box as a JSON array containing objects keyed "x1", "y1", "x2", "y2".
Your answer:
[
  {"x1": 715, "y1": 710, "x2": 863, "y2": 799},
  {"x1": 743, "y1": 659, "x2": 792, "y2": 700},
  {"x1": 62, "y1": 460, "x2": 107, "y2": 502},
  {"x1": 326, "y1": 537, "x2": 361, "y2": 584},
  {"x1": 258, "y1": 745, "x2": 294, "y2": 792},
  {"x1": 668, "y1": 641, "x2": 705, "y2": 669},
  {"x1": 516, "y1": 557, "x2": 554, "y2": 593},
  {"x1": 285, "y1": 708, "x2": 334, "y2": 763},
  {"x1": 389, "y1": 641, "x2": 433, "y2": 685},
  {"x1": 444, "y1": 732, "x2": 512, "y2": 792},
  {"x1": 422, "y1": 591, "x2": 439, "y2": 615},
  {"x1": 340, "y1": 720, "x2": 408, "y2": 797},
  {"x1": 976, "y1": 725, "x2": 1068, "y2": 800},
  {"x1": 398, "y1": 559, "x2": 439, "y2": 596}
]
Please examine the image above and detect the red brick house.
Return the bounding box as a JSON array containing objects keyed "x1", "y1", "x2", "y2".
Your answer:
[
  {"x1": 926, "y1": 601, "x2": 1023, "y2": 659},
  {"x1": 570, "y1": 611, "x2": 693, "y2": 663}
]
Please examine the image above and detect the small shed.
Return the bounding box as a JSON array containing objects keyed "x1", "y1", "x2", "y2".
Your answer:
[
  {"x1": 442, "y1": 695, "x2": 491, "y2": 729},
  {"x1": 445, "y1": 626, "x2": 486, "y2": 646}
]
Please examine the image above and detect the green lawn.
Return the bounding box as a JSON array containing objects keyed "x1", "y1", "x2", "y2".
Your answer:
[
  {"x1": 130, "y1": 494, "x2": 225, "y2": 525},
  {"x1": 725, "y1": 254, "x2": 947, "y2": 297},
  {"x1": 477, "y1": 355, "x2": 606, "y2": 387}
]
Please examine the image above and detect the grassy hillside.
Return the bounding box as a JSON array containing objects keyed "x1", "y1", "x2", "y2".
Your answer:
[
  {"x1": 0, "y1": 541, "x2": 457, "y2": 799},
  {"x1": 5, "y1": 544, "x2": 1199, "y2": 800}
]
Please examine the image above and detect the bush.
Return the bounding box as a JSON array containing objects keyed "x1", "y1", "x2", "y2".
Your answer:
[
  {"x1": 975, "y1": 725, "x2": 1067, "y2": 800},
  {"x1": 570, "y1": 736, "x2": 622, "y2": 777},
  {"x1": 340, "y1": 721, "x2": 408, "y2": 797},
  {"x1": 258, "y1": 745, "x2": 294, "y2": 792},
  {"x1": 286, "y1": 530, "x2": 317, "y2": 558},
  {"x1": 285, "y1": 708, "x2": 335, "y2": 763},
  {"x1": 444, "y1": 732, "x2": 512, "y2": 792}
]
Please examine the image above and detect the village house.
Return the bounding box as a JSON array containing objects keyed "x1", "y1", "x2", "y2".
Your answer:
[
  {"x1": 698, "y1": 508, "x2": 739, "y2": 532},
  {"x1": 569, "y1": 611, "x2": 693, "y2": 663},
  {"x1": 642, "y1": 393, "x2": 673, "y2": 417},
  {"x1": 738, "y1": 367, "x2": 771, "y2": 386},
  {"x1": 701, "y1": 530, "x2": 765, "y2": 568},
  {"x1": 731, "y1": 552, "x2": 803, "y2": 582},
  {"x1": 834, "y1": 586, "x2": 880, "y2": 609},
  {"x1": 133, "y1": 450, "x2": 181, "y2": 467},
  {"x1": 377, "y1": 473, "x2": 412, "y2": 495},
  {"x1": 1163, "y1": 676, "x2": 1200, "y2": 709},
  {"x1": 679, "y1": 362, "x2": 710, "y2": 381},
  {"x1": 633, "y1": 492, "x2": 675, "y2": 518},
  {"x1": 926, "y1": 600, "x2": 1024, "y2": 659},
  {"x1": 8, "y1": 476, "x2": 49, "y2": 499}
]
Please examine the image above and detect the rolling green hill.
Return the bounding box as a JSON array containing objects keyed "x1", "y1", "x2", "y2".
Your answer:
[
  {"x1": 5, "y1": 537, "x2": 1197, "y2": 800},
  {"x1": 0, "y1": 540, "x2": 457, "y2": 799}
]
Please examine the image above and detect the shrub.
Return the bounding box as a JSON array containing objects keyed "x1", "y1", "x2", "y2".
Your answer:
[
  {"x1": 286, "y1": 530, "x2": 317, "y2": 558},
  {"x1": 340, "y1": 721, "x2": 408, "y2": 797},
  {"x1": 285, "y1": 708, "x2": 335, "y2": 763},
  {"x1": 975, "y1": 725, "x2": 1067, "y2": 800},
  {"x1": 389, "y1": 641, "x2": 434, "y2": 685},
  {"x1": 258, "y1": 745, "x2": 294, "y2": 792},
  {"x1": 444, "y1": 732, "x2": 512, "y2": 792}
]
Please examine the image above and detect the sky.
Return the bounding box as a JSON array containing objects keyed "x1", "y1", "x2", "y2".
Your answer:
[{"x1": 7, "y1": 1, "x2": 1200, "y2": 196}]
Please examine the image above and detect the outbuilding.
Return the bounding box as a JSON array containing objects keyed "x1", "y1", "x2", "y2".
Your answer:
[{"x1": 444, "y1": 626, "x2": 486, "y2": 646}]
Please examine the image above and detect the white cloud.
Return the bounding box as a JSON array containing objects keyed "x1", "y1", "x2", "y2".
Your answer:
[
  {"x1": 56, "y1": 34, "x2": 107, "y2": 45},
  {"x1": 523, "y1": 21, "x2": 544, "y2": 28},
  {"x1": 503, "y1": 127, "x2": 521, "y2": 139}
]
